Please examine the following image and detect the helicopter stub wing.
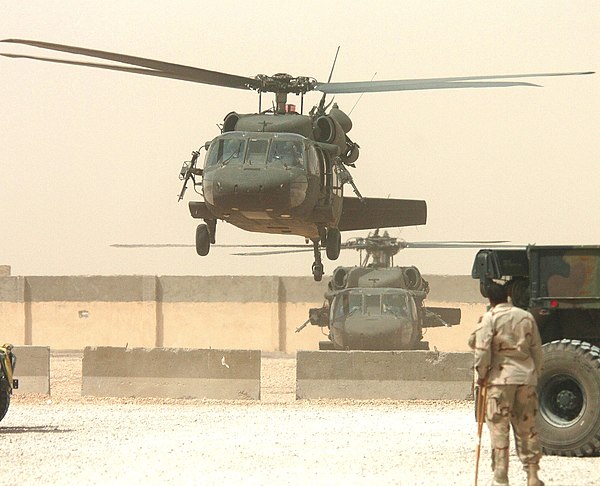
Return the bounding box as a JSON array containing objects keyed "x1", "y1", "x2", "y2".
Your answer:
[{"x1": 338, "y1": 197, "x2": 426, "y2": 232}]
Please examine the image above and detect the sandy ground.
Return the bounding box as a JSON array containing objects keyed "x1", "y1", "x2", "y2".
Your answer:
[{"x1": 1, "y1": 352, "x2": 599, "y2": 485}]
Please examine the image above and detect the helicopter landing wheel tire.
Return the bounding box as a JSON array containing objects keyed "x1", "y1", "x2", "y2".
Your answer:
[
  {"x1": 195, "y1": 224, "x2": 210, "y2": 256},
  {"x1": 312, "y1": 262, "x2": 324, "y2": 282},
  {"x1": 326, "y1": 228, "x2": 341, "y2": 260}
]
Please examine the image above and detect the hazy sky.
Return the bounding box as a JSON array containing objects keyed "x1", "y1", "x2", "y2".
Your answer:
[{"x1": 1, "y1": 1, "x2": 598, "y2": 277}]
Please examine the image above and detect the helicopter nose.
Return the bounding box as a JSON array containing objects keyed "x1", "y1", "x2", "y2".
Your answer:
[
  {"x1": 210, "y1": 167, "x2": 304, "y2": 212},
  {"x1": 342, "y1": 316, "x2": 416, "y2": 350}
]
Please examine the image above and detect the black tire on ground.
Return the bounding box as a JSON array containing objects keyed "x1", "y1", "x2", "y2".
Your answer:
[
  {"x1": 318, "y1": 340, "x2": 335, "y2": 350},
  {"x1": 195, "y1": 224, "x2": 210, "y2": 256},
  {"x1": 325, "y1": 228, "x2": 341, "y2": 260},
  {"x1": 537, "y1": 339, "x2": 600, "y2": 457},
  {"x1": 0, "y1": 390, "x2": 10, "y2": 422}
]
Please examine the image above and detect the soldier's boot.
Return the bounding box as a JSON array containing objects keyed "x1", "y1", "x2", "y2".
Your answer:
[
  {"x1": 526, "y1": 464, "x2": 544, "y2": 486},
  {"x1": 491, "y1": 448, "x2": 509, "y2": 486}
]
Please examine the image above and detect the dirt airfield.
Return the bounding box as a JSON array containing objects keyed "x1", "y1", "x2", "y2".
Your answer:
[{"x1": 1, "y1": 352, "x2": 598, "y2": 485}]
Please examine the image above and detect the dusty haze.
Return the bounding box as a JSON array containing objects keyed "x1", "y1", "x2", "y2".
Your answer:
[{"x1": 1, "y1": 1, "x2": 598, "y2": 277}]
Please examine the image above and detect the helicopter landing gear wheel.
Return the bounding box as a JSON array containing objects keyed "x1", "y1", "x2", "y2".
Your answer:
[
  {"x1": 195, "y1": 223, "x2": 210, "y2": 256},
  {"x1": 311, "y1": 239, "x2": 324, "y2": 281},
  {"x1": 325, "y1": 228, "x2": 341, "y2": 260},
  {"x1": 312, "y1": 262, "x2": 324, "y2": 282}
]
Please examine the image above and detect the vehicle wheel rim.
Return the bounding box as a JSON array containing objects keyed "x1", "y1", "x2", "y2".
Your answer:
[{"x1": 540, "y1": 373, "x2": 585, "y2": 427}]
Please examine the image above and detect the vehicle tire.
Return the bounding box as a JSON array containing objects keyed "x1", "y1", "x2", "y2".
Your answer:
[
  {"x1": 537, "y1": 339, "x2": 600, "y2": 457},
  {"x1": 312, "y1": 263, "x2": 324, "y2": 282},
  {"x1": 0, "y1": 390, "x2": 10, "y2": 422},
  {"x1": 319, "y1": 340, "x2": 335, "y2": 350},
  {"x1": 325, "y1": 228, "x2": 341, "y2": 260},
  {"x1": 195, "y1": 223, "x2": 210, "y2": 256}
]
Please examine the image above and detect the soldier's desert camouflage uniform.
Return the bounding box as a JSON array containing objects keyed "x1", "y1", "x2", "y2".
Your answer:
[{"x1": 469, "y1": 302, "x2": 544, "y2": 476}]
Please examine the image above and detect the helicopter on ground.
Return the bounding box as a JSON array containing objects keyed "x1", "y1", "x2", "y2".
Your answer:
[
  {"x1": 1, "y1": 39, "x2": 593, "y2": 281},
  {"x1": 295, "y1": 230, "x2": 520, "y2": 350}
]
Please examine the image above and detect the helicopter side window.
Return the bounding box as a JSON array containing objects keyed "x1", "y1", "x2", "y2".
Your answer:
[
  {"x1": 269, "y1": 140, "x2": 304, "y2": 168},
  {"x1": 306, "y1": 145, "x2": 320, "y2": 176},
  {"x1": 205, "y1": 138, "x2": 245, "y2": 167},
  {"x1": 332, "y1": 161, "x2": 342, "y2": 196},
  {"x1": 316, "y1": 148, "x2": 327, "y2": 194},
  {"x1": 245, "y1": 139, "x2": 269, "y2": 165}
]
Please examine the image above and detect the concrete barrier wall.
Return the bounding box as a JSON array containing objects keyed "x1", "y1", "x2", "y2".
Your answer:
[
  {"x1": 12, "y1": 345, "x2": 50, "y2": 395},
  {"x1": 82, "y1": 346, "x2": 261, "y2": 399},
  {"x1": 296, "y1": 350, "x2": 474, "y2": 400},
  {"x1": 0, "y1": 275, "x2": 485, "y2": 352}
]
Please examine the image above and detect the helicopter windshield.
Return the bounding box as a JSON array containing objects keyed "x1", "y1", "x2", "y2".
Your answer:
[
  {"x1": 333, "y1": 290, "x2": 412, "y2": 318},
  {"x1": 268, "y1": 140, "x2": 304, "y2": 168},
  {"x1": 205, "y1": 136, "x2": 246, "y2": 167},
  {"x1": 205, "y1": 133, "x2": 306, "y2": 169}
]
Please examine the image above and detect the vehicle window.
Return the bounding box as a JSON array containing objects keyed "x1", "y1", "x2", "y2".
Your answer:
[
  {"x1": 348, "y1": 294, "x2": 362, "y2": 314},
  {"x1": 383, "y1": 294, "x2": 409, "y2": 317},
  {"x1": 269, "y1": 140, "x2": 304, "y2": 168},
  {"x1": 205, "y1": 138, "x2": 245, "y2": 167},
  {"x1": 365, "y1": 294, "x2": 381, "y2": 315},
  {"x1": 246, "y1": 138, "x2": 269, "y2": 165},
  {"x1": 332, "y1": 161, "x2": 343, "y2": 196},
  {"x1": 306, "y1": 145, "x2": 319, "y2": 175},
  {"x1": 334, "y1": 293, "x2": 363, "y2": 318}
]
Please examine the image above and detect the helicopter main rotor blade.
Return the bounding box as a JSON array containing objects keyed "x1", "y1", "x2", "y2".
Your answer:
[
  {"x1": 402, "y1": 242, "x2": 524, "y2": 249},
  {"x1": 232, "y1": 248, "x2": 315, "y2": 256},
  {"x1": 315, "y1": 71, "x2": 593, "y2": 94},
  {"x1": 1, "y1": 39, "x2": 259, "y2": 90},
  {"x1": 110, "y1": 243, "x2": 313, "y2": 249}
]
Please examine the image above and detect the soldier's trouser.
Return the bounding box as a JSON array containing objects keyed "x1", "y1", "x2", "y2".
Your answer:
[{"x1": 486, "y1": 384, "x2": 542, "y2": 471}]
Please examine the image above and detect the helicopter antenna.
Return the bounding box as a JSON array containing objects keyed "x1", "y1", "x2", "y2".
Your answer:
[
  {"x1": 349, "y1": 72, "x2": 377, "y2": 116},
  {"x1": 317, "y1": 46, "x2": 340, "y2": 114}
]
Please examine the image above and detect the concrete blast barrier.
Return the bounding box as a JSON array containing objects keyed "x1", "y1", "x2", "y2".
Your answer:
[
  {"x1": 296, "y1": 350, "x2": 474, "y2": 400},
  {"x1": 82, "y1": 347, "x2": 261, "y2": 400},
  {"x1": 12, "y1": 346, "x2": 50, "y2": 395}
]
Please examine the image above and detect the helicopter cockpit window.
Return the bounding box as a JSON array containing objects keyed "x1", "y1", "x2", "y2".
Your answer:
[
  {"x1": 205, "y1": 137, "x2": 246, "y2": 167},
  {"x1": 306, "y1": 145, "x2": 320, "y2": 175},
  {"x1": 334, "y1": 292, "x2": 362, "y2": 319},
  {"x1": 245, "y1": 138, "x2": 269, "y2": 165},
  {"x1": 268, "y1": 140, "x2": 304, "y2": 168},
  {"x1": 365, "y1": 294, "x2": 381, "y2": 315},
  {"x1": 382, "y1": 293, "x2": 409, "y2": 318}
]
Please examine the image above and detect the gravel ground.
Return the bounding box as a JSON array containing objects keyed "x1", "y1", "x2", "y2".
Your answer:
[{"x1": 1, "y1": 352, "x2": 598, "y2": 485}]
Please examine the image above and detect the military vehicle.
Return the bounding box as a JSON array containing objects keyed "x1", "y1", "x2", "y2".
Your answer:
[
  {"x1": 295, "y1": 230, "x2": 517, "y2": 350},
  {"x1": 472, "y1": 246, "x2": 600, "y2": 457},
  {"x1": 1, "y1": 39, "x2": 593, "y2": 281},
  {"x1": 0, "y1": 343, "x2": 18, "y2": 422}
]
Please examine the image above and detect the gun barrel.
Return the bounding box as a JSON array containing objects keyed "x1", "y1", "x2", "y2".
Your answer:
[{"x1": 295, "y1": 319, "x2": 310, "y2": 333}]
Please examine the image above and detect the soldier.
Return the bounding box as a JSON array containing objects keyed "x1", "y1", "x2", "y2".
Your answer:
[{"x1": 469, "y1": 282, "x2": 544, "y2": 486}]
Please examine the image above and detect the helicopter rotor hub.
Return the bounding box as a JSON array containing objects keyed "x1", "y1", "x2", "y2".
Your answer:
[{"x1": 254, "y1": 73, "x2": 317, "y2": 95}]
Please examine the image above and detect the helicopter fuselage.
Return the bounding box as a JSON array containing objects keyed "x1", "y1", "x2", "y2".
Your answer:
[
  {"x1": 201, "y1": 130, "x2": 342, "y2": 239},
  {"x1": 328, "y1": 287, "x2": 424, "y2": 350}
]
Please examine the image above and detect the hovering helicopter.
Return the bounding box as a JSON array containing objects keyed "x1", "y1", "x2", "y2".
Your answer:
[
  {"x1": 295, "y1": 230, "x2": 521, "y2": 350},
  {"x1": 1, "y1": 39, "x2": 593, "y2": 281}
]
